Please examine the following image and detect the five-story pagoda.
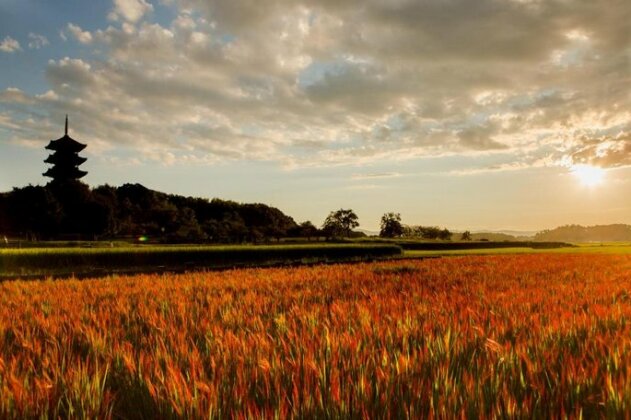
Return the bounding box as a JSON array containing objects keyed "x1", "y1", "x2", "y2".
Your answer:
[{"x1": 43, "y1": 115, "x2": 87, "y2": 182}]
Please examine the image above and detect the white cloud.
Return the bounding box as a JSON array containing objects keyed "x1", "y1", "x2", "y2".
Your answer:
[
  {"x1": 0, "y1": 87, "x2": 33, "y2": 104},
  {"x1": 27, "y1": 33, "x2": 49, "y2": 49},
  {"x1": 0, "y1": 0, "x2": 628, "y2": 170},
  {"x1": 564, "y1": 132, "x2": 631, "y2": 169},
  {"x1": 110, "y1": 0, "x2": 154, "y2": 23},
  {"x1": 448, "y1": 161, "x2": 539, "y2": 176},
  {"x1": 66, "y1": 24, "x2": 93, "y2": 44},
  {"x1": 0, "y1": 36, "x2": 21, "y2": 53}
]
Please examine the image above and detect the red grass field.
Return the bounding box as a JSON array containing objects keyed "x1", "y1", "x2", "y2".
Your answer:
[{"x1": 1, "y1": 254, "x2": 630, "y2": 417}]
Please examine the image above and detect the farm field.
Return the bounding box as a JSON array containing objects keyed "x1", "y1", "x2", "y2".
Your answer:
[
  {"x1": 3, "y1": 240, "x2": 623, "y2": 279},
  {"x1": 0, "y1": 244, "x2": 402, "y2": 278},
  {"x1": 403, "y1": 242, "x2": 631, "y2": 257},
  {"x1": 1, "y1": 254, "x2": 630, "y2": 417}
]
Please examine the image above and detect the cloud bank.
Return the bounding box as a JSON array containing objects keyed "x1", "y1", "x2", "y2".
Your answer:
[{"x1": 0, "y1": 0, "x2": 629, "y2": 170}]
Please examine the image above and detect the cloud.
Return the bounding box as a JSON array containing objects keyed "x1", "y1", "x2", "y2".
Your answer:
[
  {"x1": 27, "y1": 33, "x2": 49, "y2": 49},
  {"x1": 351, "y1": 172, "x2": 401, "y2": 181},
  {"x1": 46, "y1": 57, "x2": 94, "y2": 88},
  {"x1": 0, "y1": 0, "x2": 628, "y2": 170},
  {"x1": 66, "y1": 24, "x2": 93, "y2": 44},
  {"x1": 0, "y1": 87, "x2": 34, "y2": 104},
  {"x1": 110, "y1": 0, "x2": 154, "y2": 23},
  {"x1": 0, "y1": 36, "x2": 21, "y2": 53},
  {"x1": 565, "y1": 132, "x2": 631, "y2": 169},
  {"x1": 457, "y1": 124, "x2": 507, "y2": 151},
  {"x1": 448, "y1": 161, "x2": 538, "y2": 176}
]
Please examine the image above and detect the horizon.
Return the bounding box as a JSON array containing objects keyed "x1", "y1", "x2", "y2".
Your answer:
[{"x1": 1, "y1": 0, "x2": 629, "y2": 232}]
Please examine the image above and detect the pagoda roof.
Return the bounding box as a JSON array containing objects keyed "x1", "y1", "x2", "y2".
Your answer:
[
  {"x1": 44, "y1": 153, "x2": 87, "y2": 165},
  {"x1": 46, "y1": 135, "x2": 86, "y2": 152},
  {"x1": 43, "y1": 166, "x2": 88, "y2": 180}
]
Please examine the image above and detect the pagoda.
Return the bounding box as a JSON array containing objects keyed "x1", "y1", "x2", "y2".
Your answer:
[{"x1": 43, "y1": 115, "x2": 87, "y2": 182}]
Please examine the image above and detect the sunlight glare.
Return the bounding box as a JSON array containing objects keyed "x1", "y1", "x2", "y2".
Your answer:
[{"x1": 571, "y1": 164, "x2": 605, "y2": 187}]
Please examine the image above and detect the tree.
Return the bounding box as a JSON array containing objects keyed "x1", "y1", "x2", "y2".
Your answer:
[
  {"x1": 461, "y1": 230, "x2": 472, "y2": 241},
  {"x1": 379, "y1": 212, "x2": 403, "y2": 238},
  {"x1": 294, "y1": 221, "x2": 320, "y2": 240},
  {"x1": 438, "y1": 228, "x2": 452, "y2": 241},
  {"x1": 170, "y1": 207, "x2": 205, "y2": 242},
  {"x1": 401, "y1": 225, "x2": 415, "y2": 237},
  {"x1": 6, "y1": 185, "x2": 63, "y2": 239},
  {"x1": 418, "y1": 226, "x2": 441, "y2": 239},
  {"x1": 322, "y1": 209, "x2": 359, "y2": 238}
]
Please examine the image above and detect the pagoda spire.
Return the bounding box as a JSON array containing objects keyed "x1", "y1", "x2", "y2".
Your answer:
[{"x1": 65, "y1": 114, "x2": 68, "y2": 136}]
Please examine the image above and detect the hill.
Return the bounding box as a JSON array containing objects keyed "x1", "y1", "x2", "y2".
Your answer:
[
  {"x1": 534, "y1": 224, "x2": 631, "y2": 242},
  {"x1": 0, "y1": 182, "x2": 308, "y2": 243}
]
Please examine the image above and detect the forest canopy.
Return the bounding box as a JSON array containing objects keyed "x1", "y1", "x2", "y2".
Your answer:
[{"x1": 0, "y1": 182, "x2": 310, "y2": 243}]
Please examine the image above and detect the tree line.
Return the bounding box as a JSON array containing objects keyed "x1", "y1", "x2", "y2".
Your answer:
[
  {"x1": 378, "y1": 212, "x2": 466, "y2": 240},
  {"x1": 534, "y1": 224, "x2": 631, "y2": 242},
  {"x1": 0, "y1": 182, "x2": 469, "y2": 243},
  {"x1": 0, "y1": 182, "x2": 307, "y2": 243}
]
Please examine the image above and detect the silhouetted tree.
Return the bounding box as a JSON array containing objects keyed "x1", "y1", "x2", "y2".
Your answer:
[
  {"x1": 380, "y1": 212, "x2": 403, "y2": 238},
  {"x1": 0, "y1": 193, "x2": 9, "y2": 236},
  {"x1": 461, "y1": 230, "x2": 472, "y2": 241},
  {"x1": 172, "y1": 207, "x2": 206, "y2": 242},
  {"x1": 322, "y1": 209, "x2": 359, "y2": 238},
  {"x1": 400, "y1": 225, "x2": 454, "y2": 240},
  {"x1": 296, "y1": 221, "x2": 320, "y2": 240},
  {"x1": 240, "y1": 203, "x2": 297, "y2": 242},
  {"x1": 401, "y1": 225, "x2": 415, "y2": 237},
  {"x1": 439, "y1": 228, "x2": 452, "y2": 241},
  {"x1": 418, "y1": 226, "x2": 441, "y2": 239},
  {"x1": 92, "y1": 185, "x2": 120, "y2": 236},
  {"x1": 6, "y1": 185, "x2": 62, "y2": 240}
]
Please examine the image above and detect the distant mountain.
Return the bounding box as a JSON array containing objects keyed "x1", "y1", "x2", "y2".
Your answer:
[
  {"x1": 534, "y1": 224, "x2": 631, "y2": 242},
  {"x1": 475, "y1": 229, "x2": 538, "y2": 237}
]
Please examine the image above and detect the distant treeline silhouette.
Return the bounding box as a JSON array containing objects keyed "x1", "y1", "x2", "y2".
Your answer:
[
  {"x1": 534, "y1": 224, "x2": 631, "y2": 242},
  {"x1": 0, "y1": 182, "x2": 323, "y2": 243}
]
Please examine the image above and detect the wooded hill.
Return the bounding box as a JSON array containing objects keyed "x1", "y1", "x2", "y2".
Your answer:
[
  {"x1": 0, "y1": 182, "x2": 317, "y2": 243},
  {"x1": 534, "y1": 224, "x2": 631, "y2": 242}
]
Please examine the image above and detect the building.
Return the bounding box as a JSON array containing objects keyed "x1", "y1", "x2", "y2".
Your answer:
[{"x1": 43, "y1": 115, "x2": 87, "y2": 182}]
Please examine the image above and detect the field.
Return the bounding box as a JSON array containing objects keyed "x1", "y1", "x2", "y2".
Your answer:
[
  {"x1": 0, "y1": 244, "x2": 402, "y2": 278},
  {"x1": 1, "y1": 254, "x2": 630, "y2": 417},
  {"x1": 3, "y1": 240, "x2": 622, "y2": 279},
  {"x1": 403, "y1": 242, "x2": 631, "y2": 257}
]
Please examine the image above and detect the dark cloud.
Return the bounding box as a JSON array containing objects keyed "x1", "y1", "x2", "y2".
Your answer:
[{"x1": 457, "y1": 124, "x2": 507, "y2": 151}]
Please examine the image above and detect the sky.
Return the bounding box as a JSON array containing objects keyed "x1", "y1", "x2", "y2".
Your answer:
[{"x1": 0, "y1": 0, "x2": 629, "y2": 232}]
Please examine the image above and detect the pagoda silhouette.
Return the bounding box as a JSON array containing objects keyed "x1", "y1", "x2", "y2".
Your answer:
[{"x1": 43, "y1": 115, "x2": 87, "y2": 182}]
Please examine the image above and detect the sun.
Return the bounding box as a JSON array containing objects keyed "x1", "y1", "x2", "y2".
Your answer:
[{"x1": 571, "y1": 164, "x2": 605, "y2": 187}]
